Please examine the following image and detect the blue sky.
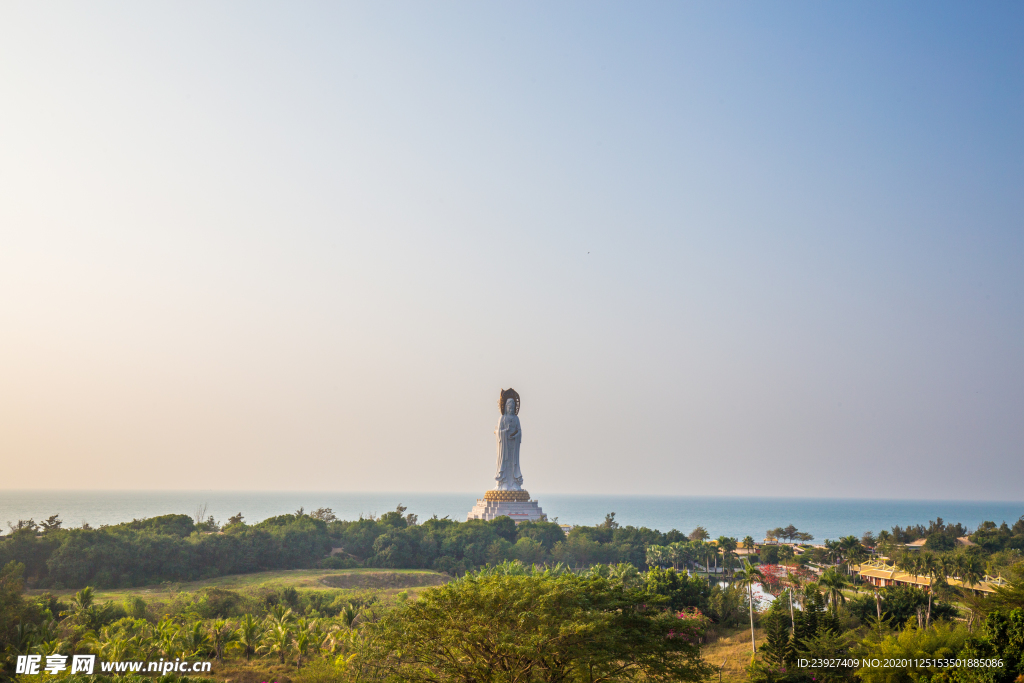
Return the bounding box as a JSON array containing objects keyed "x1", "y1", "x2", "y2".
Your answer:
[{"x1": 1, "y1": 2, "x2": 1021, "y2": 499}]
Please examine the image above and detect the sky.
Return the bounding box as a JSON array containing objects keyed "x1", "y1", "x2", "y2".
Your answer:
[{"x1": 0, "y1": 2, "x2": 1021, "y2": 500}]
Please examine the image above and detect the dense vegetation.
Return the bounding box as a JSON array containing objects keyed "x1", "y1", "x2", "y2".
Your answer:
[
  {"x1": 3, "y1": 508, "x2": 1022, "y2": 591},
  {"x1": 3, "y1": 507, "x2": 1024, "y2": 682},
  {"x1": 0, "y1": 508, "x2": 683, "y2": 590},
  {"x1": 0, "y1": 560, "x2": 716, "y2": 683}
]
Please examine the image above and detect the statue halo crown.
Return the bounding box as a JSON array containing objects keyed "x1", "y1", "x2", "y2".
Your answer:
[{"x1": 499, "y1": 388, "x2": 521, "y2": 415}]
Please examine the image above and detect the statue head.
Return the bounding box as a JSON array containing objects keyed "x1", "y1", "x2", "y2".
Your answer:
[
  {"x1": 499, "y1": 388, "x2": 520, "y2": 415},
  {"x1": 505, "y1": 398, "x2": 516, "y2": 415}
]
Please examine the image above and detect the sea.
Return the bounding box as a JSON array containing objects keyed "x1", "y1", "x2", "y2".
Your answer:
[{"x1": 1, "y1": 491, "x2": 1021, "y2": 542}]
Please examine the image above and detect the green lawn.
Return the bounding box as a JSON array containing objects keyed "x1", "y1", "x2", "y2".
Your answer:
[{"x1": 26, "y1": 568, "x2": 450, "y2": 602}]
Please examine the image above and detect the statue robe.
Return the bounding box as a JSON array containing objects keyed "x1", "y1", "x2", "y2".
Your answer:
[{"x1": 494, "y1": 411, "x2": 523, "y2": 490}]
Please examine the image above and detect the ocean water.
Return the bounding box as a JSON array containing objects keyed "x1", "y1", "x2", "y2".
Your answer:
[{"x1": 1, "y1": 491, "x2": 1021, "y2": 542}]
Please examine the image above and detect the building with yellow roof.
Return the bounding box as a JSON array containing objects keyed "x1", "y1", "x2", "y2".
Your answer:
[{"x1": 855, "y1": 558, "x2": 1006, "y2": 594}]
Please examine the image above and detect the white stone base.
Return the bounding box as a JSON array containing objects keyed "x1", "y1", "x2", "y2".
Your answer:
[{"x1": 467, "y1": 498, "x2": 546, "y2": 523}]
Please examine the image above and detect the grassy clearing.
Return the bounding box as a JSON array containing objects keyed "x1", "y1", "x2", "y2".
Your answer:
[
  {"x1": 25, "y1": 568, "x2": 450, "y2": 603},
  {"x1": 701, "y1": 627, "x2": 765, "y2": 683}
]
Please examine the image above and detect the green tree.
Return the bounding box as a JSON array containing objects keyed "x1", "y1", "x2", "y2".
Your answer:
[
  {"x1": 295, "y1": 627, "x2": 312, "y2": 670},
  {"x1": 717, "y1": 536, "x2": 738, "y2": 578},
  {"x1": 154, "y1": 618, "x2": 181, "y2": 658},
  {"x1": 819, "y1": 568, "x2": 848, "y2": 616},
  {"x1": 857, "y1": 621, "x2": 969, "y2": 683},
  {"x1": 208, "y1": 619, "x2": 238, "y2": 661},
  {"x1": 785, "y1": 569, "x2": 803, "y2": 633},
  {"x1": 953, "y1": 608, "x2": 1024, "y2": 683},
  {"x1": 759, "y1": 606, "x2": 795, "y2": 669},
  {"x1": 668, "y1": 541, "x2": 692, "y2": 571},
  {"x1": 734, "y1": 560, "x2": 766, "y2": 654},
  {"x1": 261, "y1": 623, "x2": 293, "y2": 664},
  {"x1": 359, "y1": 570, "x2": 713, "y2": 683},
  {"x1": 123, "y1": 595, "x2": 147, "y2": 619},
  {"x1": 0, "y1": 562, "x2": 28, "y2": 677},
  {"x1": 232, "y1": 613, "x2": 264, "y2": 661},
  {"x1": 180, "y1": 619, "x2": 211, "y2": 658},
  {"x1": 644, "y1": 566, "x2": 712, "y2": 611},
  {"x1": 645, "y1": 545, "x2": 667, "y2": 569},
  {"x1": 510, "y1": 537, "x2": 545, "y2": 565}
]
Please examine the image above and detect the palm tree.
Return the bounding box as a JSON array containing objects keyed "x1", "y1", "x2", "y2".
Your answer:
[
  {"x1": 82, "y1": 627, "x2": 134, "y2": 662},
  {"x1": 154, "y1": 618, "x2": 181, "y2": 659},
  {"x1": 689, "y1": 540, "x2": 708, "y2": 575},
  {"x1": 919, "y1": 553, "x2": 939, "y2": 628},
  {"x1": 181, "y1": 620, "x2": 211, "y2": 658},
  {"x1": 839, "y1": 536, "x2": 862, "y2": 575},
  {"x1": 608, "y1": 562, "x2": 640, "y2": 587},
  {"x1": 668, "y1": 542, "x2": 691, "y2": 571},
  {"x1": 734, "y1": 560, "x2": 766, "y2": 654},
  {"x1": 208, "y1": 619, "x2": 238, "y2": 661},
  {"x1": 645, "y1": 545, "x2": 667, "y2": 569},
  {"x1": 70, "y1": 587, "x2": 95, "y2": 613},
  {"x1": 295, "y1": 629, "x2": 312, "y2": 670},
  {"x1": 876, "y1": 530, "x2": 894, "y2": 558},
  {"x1": 338, "y1": 603, "x2": 360, "y2": 630},
  {"x1": 818, "y1": 568, "x2": 848, "y2": 616},
  {"x1": 785, "y1": 569, "x2": 802, "y2": 633},
  {"x1": 234, "y1": 613, "x2": 265, "y2": 661},
  {"x1": 897, "y1": 550, "x2": 921, "y2": 585},
  {"x1": 871, "y1": 583, "x2": 883, "y2": 622},
  {"x1": 957, "y1": 554, "x2": 984, "y2": 596},
  {"x1": 717, "y1": 537, "x2": 738, "y2": 579},
  {"x1": 742, "y1": 536, "x2": 755, "y2": 552},
  {"x1": 261, "y1": 623, "x2": 293, "y2": 664},
  {"x1": 268, "y1": 605, "x2": 296, "y2": 626}
]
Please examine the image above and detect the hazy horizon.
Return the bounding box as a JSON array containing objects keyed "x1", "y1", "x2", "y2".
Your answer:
[
  {"x1": 1, "y1": 3, "x2": 1021, "y2": 500},
  {"x1": 4, "y1": 488, "x2": 1024, "y2": 503}
]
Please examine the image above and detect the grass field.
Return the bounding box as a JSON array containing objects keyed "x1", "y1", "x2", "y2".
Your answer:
[
  {"x1": 701, "y1": 627, "x2": 765, "y2": 683},
  {"x1": 26, "y1": 568, "x2": 451, "y2": 603}
]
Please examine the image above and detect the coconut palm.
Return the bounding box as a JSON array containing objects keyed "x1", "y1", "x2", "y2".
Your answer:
[
  {"x1": 839, "y1": 536, "x2": 863, "y2": 574},
  {"x1": 65, "y1": 587, "x2": 116, "y2": 631},
  {"x1": 717, "y1": 537, "x2": 738, "y2": 578},
  {"x1": 83, "y1": 629, "x2": 134, "y2": 662},
  {"x1": 668, "y1": 542, "x2": 690, "y2": 571},
  {"x1": 742, "y1": 536, "x2": 755, "y2": 552},
  {"x1": 645, "y1": 545, "x2": 667, "y2": 569},
  {"x1": 232, "y1": 613, "x2": 264, "y2": 661},
  {"x1": 295, "y1": 629, "x2": 312, "y2": 670},
  {"x1": 734, "y1": 560, "x2": 766, "y2": 654},
  {"x1": 180, "y1": 620, "x2": 211, "y2": 658},
  {"x1": 818, "y1": 568, "x2": 848, "y2": 616},
  {"x1": 338, "y1": 603, "x2": 360, "y2": 629},
  {"x1": 71, "y1": 586, "x2": 95, "y2": 613},
  {"x1": 785, "y1": 569, "x2": 802, "y2": 633},
  {"x1": 268, "y1": 605, "x2": 296, "y2": 627},
  {"x1": 154, "y1": 618, "x2": 181, "y2": 658},
  {"x1": 306, "y1": 618, "x2": 327, "y2": 655},
  {"x1": 130, "y1": 623, "x2": 157, "y2": 661},
  {"x1": 31, "y1": 638, "x2": 63, "y2": 657},
  {"x1": 608, "y1": 562, "x2": 641, "y2": 587},
  {"x1": 918, "y1": 553, "x2": 940, "y2": 628},
  {"x1": 957, "y1": 554, "x2": 984, "y2": 596},
  {"x1": 208, "y1": 619, "x2": 238, "y2": 661},
  {"x1": 261, "y1": 623, "x2": 293, "y2": 664}
]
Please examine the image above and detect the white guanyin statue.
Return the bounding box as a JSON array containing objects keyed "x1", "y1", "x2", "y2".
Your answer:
[
  {"x1": 494, "y1": 389, "x2": 524, "y2": 491},
  {"x1": 466, "y1": 387, "x2": 545, "y2": 521}
]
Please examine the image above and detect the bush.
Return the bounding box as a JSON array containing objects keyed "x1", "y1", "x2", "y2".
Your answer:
[{"x1": 318, "y1": 555, "x2": 360, "y2": 569}]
